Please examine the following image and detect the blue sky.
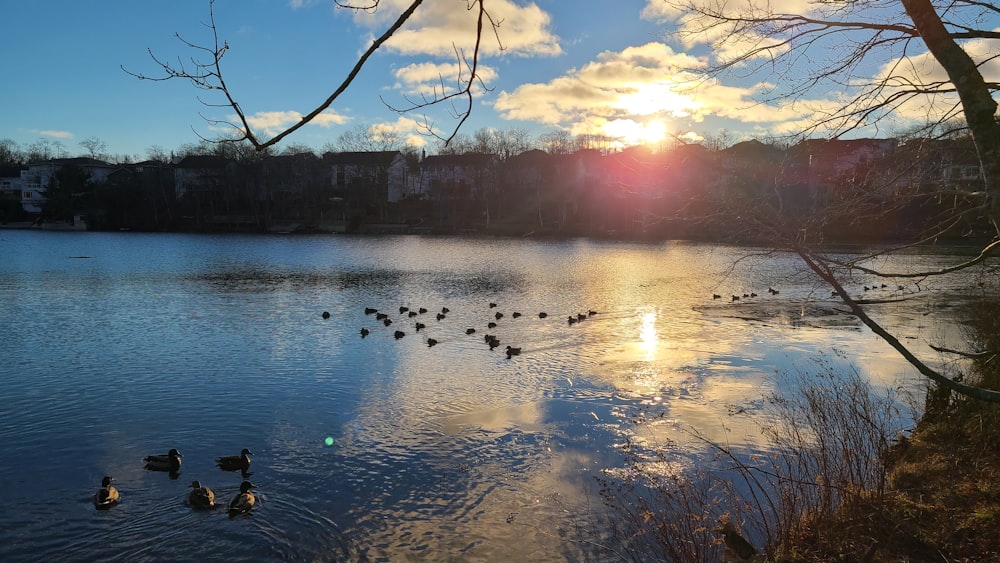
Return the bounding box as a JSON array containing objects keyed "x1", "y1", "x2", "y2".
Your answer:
[{"x1": 2, "y1": 0, "x2": 997, "y2": 160}]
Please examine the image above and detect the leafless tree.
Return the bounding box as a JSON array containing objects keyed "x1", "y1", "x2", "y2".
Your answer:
[
  {"x1": 333, "y1": 123, "x2": 405, "y2": 153},
  {"x1": 657, "y1": 0, "x2": 1000, "y2": 399},
  {"x1": 123, "y1": 0, "x2": 501, "y2": 151},
  {"x1": 537, "y1": 129, "x2": 575, "y2": 155},
  {"x1": 470, "y1": 127, "x2": 534, "y2": 160},
  {"x1": 79, "y1": 136, "x2": 108, "y2": 160}
]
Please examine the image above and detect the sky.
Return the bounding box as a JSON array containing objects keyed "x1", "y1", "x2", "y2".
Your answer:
[{"x1": 2, "y1": 0, "x2": 998, "y2": 160}]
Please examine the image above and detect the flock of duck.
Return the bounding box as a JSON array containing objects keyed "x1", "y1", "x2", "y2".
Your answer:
[
  {"x1": 93, "y1": 448, "x2": 257, "y2": 517},
  {"x1": 321, "y1": 302, "x2": 599, "y2": 359},
  {"x1": 712, "y1": 286, "x2": 782, "y2": 301}
]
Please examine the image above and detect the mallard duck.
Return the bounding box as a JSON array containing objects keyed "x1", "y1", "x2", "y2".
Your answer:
[
  {"x1": 228, "y1": 480, "x2": 257, "y2": 516},
  {"x1": 93, "y1": 475, "x2": 120, "y2": 509},
  {"x1": 189, "y1": 480, "x2": 216, "y2": 509},
  {"x1": 144, "y1": 448, "x2": 182, "y2": 472},
  {"x1": 505, "y1": 345, "x2": 521, "y2": 358},
  {"x1": 217, "y1": 448, "x2": 252, "y2": 473},
  {"x1": 718, "y1": 521, "x2": 758, "y2": 561}
]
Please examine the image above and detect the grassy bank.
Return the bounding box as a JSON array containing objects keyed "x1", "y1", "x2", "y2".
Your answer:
[
  {"x1": 597, "y1": 300, "x2": 1000, "y2": 562},
  {"x1": 781, "y1": 302, "x2": 1000, "y2": 561}
]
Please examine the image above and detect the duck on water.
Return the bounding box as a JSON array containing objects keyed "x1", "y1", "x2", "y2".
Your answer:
[
  {"x1": 93, "y1": 475, "x2": 120, "y2": 510},
  {"x1": 144, "y1": 448, "x2": 182, "y2": 473},
  {"x1": 217, "y1": 448, "x2": 253, "y2": 475},
  {"x1": 228, "y1": 480, "x2": 257, "y2": 517}
]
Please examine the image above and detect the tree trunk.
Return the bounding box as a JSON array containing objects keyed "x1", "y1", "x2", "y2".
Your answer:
[{"x1": 902, "y1": 0, "x2": 1000, "y2": 219}]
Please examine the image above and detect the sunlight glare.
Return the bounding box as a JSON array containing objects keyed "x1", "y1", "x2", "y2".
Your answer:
[
  {"x1": 603, "y1": 119, "x2": 668, "y2": 147},
  {"x1": 639, "y1": 311, "x2": 658, "y2": 361}
]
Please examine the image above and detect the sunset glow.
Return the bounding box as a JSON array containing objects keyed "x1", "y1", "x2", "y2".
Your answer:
[{"x1": 604, "y1": 118, "x2": 669, "y2": 146}]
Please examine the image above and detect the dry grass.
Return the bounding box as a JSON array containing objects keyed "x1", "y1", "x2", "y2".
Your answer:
[{"x1": 596, "y1": 302, "x2": 1000, "y2": 562}]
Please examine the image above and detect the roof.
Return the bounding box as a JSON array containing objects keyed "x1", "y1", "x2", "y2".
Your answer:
[{"x1": 323, "y1": 151, "x2": 401, "y2": 166}]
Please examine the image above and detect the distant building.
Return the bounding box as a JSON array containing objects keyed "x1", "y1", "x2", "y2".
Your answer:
[{"x1": 19, "y1": 157, "x2": 114, "y2": 213}]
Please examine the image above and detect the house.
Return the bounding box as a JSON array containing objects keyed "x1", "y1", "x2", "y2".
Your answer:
[
  {"x1": 419, "y1": 153, "x2": 498, "y2": 201},
  {"x1": 19, "y1": 157, "x2": 114, "y2": 213},
  {"x1": 324, "y1": 151, "x2": 410, "y2": 203},
  {"x1": 173, "y1": 155, "x2": 235, "y2": 200}
]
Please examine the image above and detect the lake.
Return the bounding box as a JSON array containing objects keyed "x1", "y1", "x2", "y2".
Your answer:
[{"x1": 0, "y1": 230, "x2": 986, "y2": 561}]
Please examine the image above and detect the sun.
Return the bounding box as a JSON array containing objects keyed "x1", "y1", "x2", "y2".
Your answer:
[{"x1": 603, "y1": 118, "x2": 669, "y2": 147}]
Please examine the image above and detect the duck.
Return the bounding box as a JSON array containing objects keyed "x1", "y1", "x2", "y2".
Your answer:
[
  {"x1": 538, "y1": 312, "x2": 547, "y2": 319},
  {"x1": 495, "y1": 312, "x2": 504, "y2": 320},
  {"x1": 228, "y1": 480, "x2": 257, "y2": 517},
  {"x1": 376, "y1": 312, "x2": 388, "y2": 321},
  {"x1": 441, "y1": 307, "x2": 450, "y2": 314},
  {"x1": 505, "y1": 346, "x2": 521, "y2": 358},
  {"x1": 394, "y1": 330, "x2": 405, "y2": 339},
  {"x1": 364, "y1": 307, "x2": 377, "y2": 315},
  {"x1": 466, "y1": 328, "x2": 476, "y2": 335},
  {"x1": 568, "y1": 316, "x2": 577, "y2": 325},
  {"x1": 511, "y1": 312, "x2": 521, "y2": 318},
  {"x1": 489, "y1": 302, "x2": 497, "y2": 308},
  {"x1": 360, "y1": 328, "x2": 370, "y2": 338},
  {"x1": 436, "y1": 313, "x2": 446, "y2": 321},
  {"x1": 93, "y1": 475, "x2": 120, "y2": 509},
  {"x1": 718, "y1": 521, "x2": 758, "y2": 561},
  {"x1": 382, "y1": 318, "x2": 392, "y2": 326},
  {"x1": 487, "y1": 322, "x2": 497, "y2": 329},
  {"x1": 399, "y1": 306, "x2": 409, "y2": 314},
  {"x1": 418, "y1": 307, "x2": 428, "y2": 314},
  {"x1": 427, "y1": 338, "x2": 438, "y2": 347},
  {"x1": 321, "y1": 311, "x2": 330, "y2": 319},
  {"x1": 217, "y1": 448, "x2": 253, "y2": 473},
  {"x1": 144, "y1": 448, "x2": 182, "y2": 472},
  {"x1": 189, "y1": 480, "x2": 216, "y2": 509},
  {"x1": 415, "y1": 322, "x2": 426, "y2": 332},
  {"x1": 712, "y1": 294, "x2": 721, "y2": 299},
  {"x1": 588, "y1": 310, "x2": 597, "y2": 316},
  {"x1": 408, "y1": 311, "x2": 418, "y2": 317}
]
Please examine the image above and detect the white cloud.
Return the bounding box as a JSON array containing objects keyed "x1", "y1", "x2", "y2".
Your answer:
[
  {"x1": 242, "y1": 110, "x2": 349, "y2": 136},
  {"x1": 870, "y1": 35, "x2": 1000, "y2": 123},
  {"x1": 349, "y1": 0, "x2": 561, "y2": 58},
  {"x1": 491, "y1": 39, "x2": 873, "y2": 142},
  {"x1": 37, "y1": 130, "x2": 74, "y2": 139},
  {"x1": 392, "y1": 61, "x2": 498, "y2": 97}
]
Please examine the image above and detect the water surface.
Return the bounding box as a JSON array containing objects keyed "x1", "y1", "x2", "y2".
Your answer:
[{"x1": 0, "y1": 231, "x2": 986, "y2": 561}]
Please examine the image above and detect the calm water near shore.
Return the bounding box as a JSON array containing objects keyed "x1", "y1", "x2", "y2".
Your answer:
[{"x1": 0, "y1": 230, "x2": 989, "y2": 561}]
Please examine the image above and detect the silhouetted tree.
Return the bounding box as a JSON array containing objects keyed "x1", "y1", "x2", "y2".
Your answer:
[{"x1": 659, "y1": 0, "x2": 1000, "y2": 400}]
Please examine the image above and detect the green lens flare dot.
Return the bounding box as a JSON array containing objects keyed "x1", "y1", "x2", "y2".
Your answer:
[{"x1": 324, "y1": 436, "x2": 334, "y2": 447}]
